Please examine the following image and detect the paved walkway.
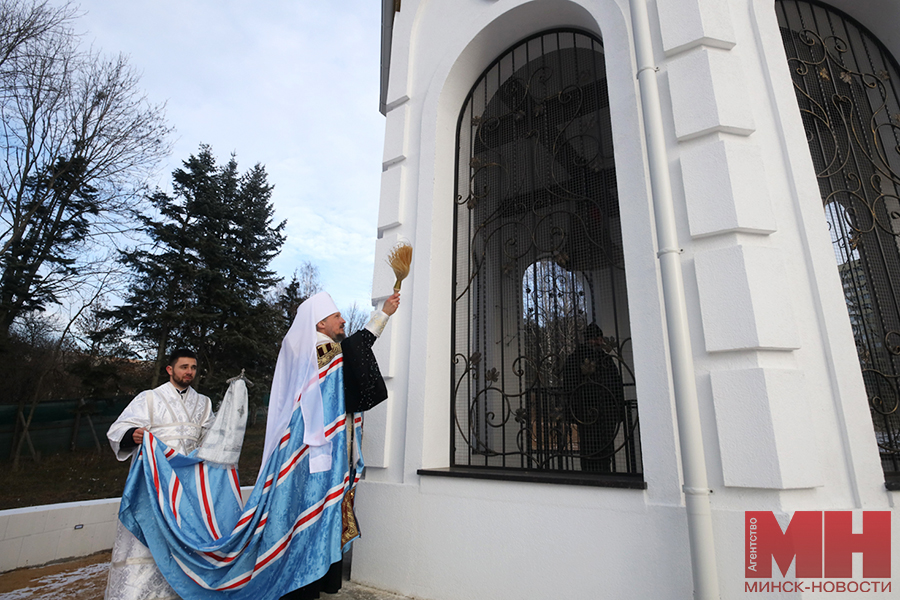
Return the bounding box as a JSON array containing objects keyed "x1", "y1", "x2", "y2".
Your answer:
[{"x1": 0, "y1": 552, "x2": 414, "y2": 600}]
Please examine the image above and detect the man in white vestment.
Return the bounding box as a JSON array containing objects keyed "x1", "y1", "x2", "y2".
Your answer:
[{"x1": 105, "y1": 349, "x2": 215, "y2": 600}]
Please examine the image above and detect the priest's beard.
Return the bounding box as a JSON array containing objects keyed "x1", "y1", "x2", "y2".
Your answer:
[{"x1": 172, "y1": 374, "x2": 194, "y2": 389}]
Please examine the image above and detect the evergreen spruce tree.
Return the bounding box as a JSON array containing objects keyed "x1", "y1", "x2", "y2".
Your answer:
[{"x1": 113, "y1": 145, "x2": 285, "y2": 398}]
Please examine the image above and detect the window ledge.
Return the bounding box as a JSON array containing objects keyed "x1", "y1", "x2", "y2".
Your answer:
[{"x1": 417, "y1": 467, "x2": 647, "y2": 489}]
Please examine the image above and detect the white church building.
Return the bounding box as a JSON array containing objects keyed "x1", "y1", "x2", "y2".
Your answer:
[{"x1": 354, "y1": 0, "x2": 900, "y2": 598}]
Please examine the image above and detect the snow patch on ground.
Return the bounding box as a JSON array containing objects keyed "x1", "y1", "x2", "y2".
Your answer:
[{"x1": 0, "y1": 562, "x2": 108, "y2": 600}]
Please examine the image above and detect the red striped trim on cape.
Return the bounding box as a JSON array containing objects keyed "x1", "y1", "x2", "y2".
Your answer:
[
  {"x1": 319, "y1": 355, "x2": 342, "y2": 380},
  {"x1": 197, "y1": 462, "x2": 222, "y2": 540},
  {"x1": 196, "y1": 412, "x2": 348, "y2": 566},
  {"x1": 168, "y1": 475, "x2": 182, "y2": 526},
  {"x1": 180, "y1": 475, "x2": 350, "y2": 584}
]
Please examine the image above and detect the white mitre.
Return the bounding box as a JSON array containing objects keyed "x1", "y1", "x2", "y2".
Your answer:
[{"x1": 262, "y1": 291, "x2": 339, "y2": 473}]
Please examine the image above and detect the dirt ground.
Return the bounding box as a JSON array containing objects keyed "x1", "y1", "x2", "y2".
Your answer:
[
  {"x1": 0, "y1": 551, "x2": 111, "y2": 600},
  {"x1": 0, "y1": 552, "x2": 412, "y2": 600}
]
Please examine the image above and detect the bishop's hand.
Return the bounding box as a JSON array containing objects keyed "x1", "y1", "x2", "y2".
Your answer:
[{"x1": 383, "y1": 292, "x2": 400, "y2": 316}]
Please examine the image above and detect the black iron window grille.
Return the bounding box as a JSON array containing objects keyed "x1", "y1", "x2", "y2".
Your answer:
[
  {"x1": 451, "y1": 29, "x2": 642, "y2": 479},
  {"x1": 777, "y1": 0, "x2": 900, "y2": 483}
]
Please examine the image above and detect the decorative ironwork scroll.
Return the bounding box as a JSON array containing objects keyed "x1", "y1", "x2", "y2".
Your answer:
[
  {"x1": 777, "y1": 0, "x2": 900, "y2": 480},
  {"x1": 451, "y1": 30, "x2": 642, "y2": 477}
]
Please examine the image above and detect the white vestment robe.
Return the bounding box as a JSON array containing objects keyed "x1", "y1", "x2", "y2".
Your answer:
[{"x1": 105, "y1": 382, "x2": 214, "y2": 600}]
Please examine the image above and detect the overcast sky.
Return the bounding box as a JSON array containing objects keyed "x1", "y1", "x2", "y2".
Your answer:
[{"x1": 73, "y1": 0, "x2": 386, "y2": 311}]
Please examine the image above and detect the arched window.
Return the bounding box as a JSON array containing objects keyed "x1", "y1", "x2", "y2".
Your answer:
[
  {"x1": 451, "y1": 29, "x2": 642, "y2": 480},
  {"x1": 777, "y1": 0, "x2": 900, "y2": 482}
]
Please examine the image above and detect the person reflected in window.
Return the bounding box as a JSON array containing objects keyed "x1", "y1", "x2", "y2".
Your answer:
[{"x1": 562, "y1": 323, "x2": 626, "y2": 473}]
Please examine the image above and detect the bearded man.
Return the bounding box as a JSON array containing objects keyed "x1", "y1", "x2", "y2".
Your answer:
[
  {"x1": 270, "y1": 291, "x2": 399, "y2": 600},
  {"x1": 105, "y1": 349, "x2": 215, "y2": 600}
]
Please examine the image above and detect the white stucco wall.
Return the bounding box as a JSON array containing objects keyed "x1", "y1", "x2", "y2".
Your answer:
[
  {"x1": 0, "y1": 487, "x2": 256, "y2": 574},
  {"x1": 358, "y1": 0, "x2": 900, "y2": 598},
  {"x1": 0, "y1": 498, "x2": 119, "y2": 573}
]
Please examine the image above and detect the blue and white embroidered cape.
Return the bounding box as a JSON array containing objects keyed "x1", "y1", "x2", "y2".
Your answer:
[{"x1": 118, "y1": 350, "x2": 362, "y2": 600}]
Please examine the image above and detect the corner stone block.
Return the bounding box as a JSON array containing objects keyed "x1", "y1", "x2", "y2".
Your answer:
[
  {"x1": 667, "y1": 48, "x2": 756, "y2": 141},
  {"x1": 372, "y1": 310, "x2": 396, "y2": 381},
  {"x1": 681, "y1": 139, "x2": 777, "y2": 238},
  {"x1": 711, "y1": 367, "x2": 823, "y2": 489},
  {"x1": 694, "y1": 244, "x2": 801, "y2": 352},
  {"x1": 361, "y1": 396, "x2": 392, "y2": 469},
  {"x1": 382, "y1": 103, "x2": 409, "y2": 169},
  {"x1": 378, "y1": 164, "x2": 406, "y2": 233},
  {"x1": 657, "y1": 0, "x2": 737, "y2": 55}
]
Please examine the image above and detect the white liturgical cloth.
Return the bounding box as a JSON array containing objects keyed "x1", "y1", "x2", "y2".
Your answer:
[{"x1": 262, "y1": 291, "x2": 340, "y2": 473}]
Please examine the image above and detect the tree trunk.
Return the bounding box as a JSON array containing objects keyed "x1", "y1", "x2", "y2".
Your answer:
[
  {"x1": 11, "y1": 384, "x2": 44, "y2": 470},
  {"x1": 86, "y1": 413, "x2": 102, "y2": 454},
  {"x1": 9, "y1": 398, "x2": 23, "y2": 460},
  {"x1": 151, "y1": 327, "x2": 169, "y2": 388},
  {"x1": 70, "y1": 408, "x2": 81, "y2": 451},
  {"x1": 9, "y1": 404, "x2": 38, "y2": 463}
]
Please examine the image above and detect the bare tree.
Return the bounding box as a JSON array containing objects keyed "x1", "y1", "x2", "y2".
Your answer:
[
  {"x1": 9, "y1": 270, "x2": 114, "y2": 468},
  {"x1": 0, "y1": 0, "x2": 172, "y2": 340},
  {"x1": 294, "y1": 260, "x2": 322, "y2": 301},
  {"x1": 0, "y1": 0, "x2": 76, "y2": 73},
  {"x1": 343, "y1": 301, "x2": 368, "y2": 336},
  {"x1": 275, "y1": 261, "x2": 322, "y2": 323}
]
